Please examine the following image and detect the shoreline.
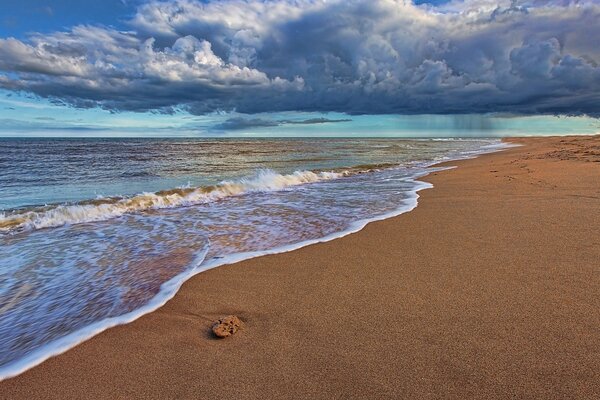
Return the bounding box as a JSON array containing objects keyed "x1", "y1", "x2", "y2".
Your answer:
[
  {"x1": 0, "y1": 140, "x2": 508, "y2": 381},
  {"x1": 2, "y1": 135, "x2": 599, "y2": 398}
]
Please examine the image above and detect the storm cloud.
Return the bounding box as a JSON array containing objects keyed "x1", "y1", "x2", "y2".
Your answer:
[
  {"x1": 0, "y1": 0, "x2": 599, "y2": 116},
  {"x1": 215, "y1": 116, "x2": 352, "y2": 130}
]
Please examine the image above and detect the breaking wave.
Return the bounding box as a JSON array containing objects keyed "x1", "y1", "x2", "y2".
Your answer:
[{"x1": 0, "y1": 168, "x2": 380, "y2": 233}]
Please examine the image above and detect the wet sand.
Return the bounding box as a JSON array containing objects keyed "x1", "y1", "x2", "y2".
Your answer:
[{"x1": 1, "y1": 136, "x2": 599, "y2": 399}]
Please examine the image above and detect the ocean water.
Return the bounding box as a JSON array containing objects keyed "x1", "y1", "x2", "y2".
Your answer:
[{"x1": 0, "y1": 137, "x2": 505, "y2": 379}]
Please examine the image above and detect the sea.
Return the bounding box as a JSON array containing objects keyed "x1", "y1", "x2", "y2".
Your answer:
[{"x1": 0, "y1": 137, "x2": 506, "y2": 379}]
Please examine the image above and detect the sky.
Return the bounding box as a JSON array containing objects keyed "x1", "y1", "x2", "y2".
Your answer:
[{"x1": 0, "y1": 0, "x2": 599, "y2": 137}]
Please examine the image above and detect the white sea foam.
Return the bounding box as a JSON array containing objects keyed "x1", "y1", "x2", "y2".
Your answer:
[
  {"x1": 0, "y1": 169, "x2": 345, "y2": 233},
  {"x1": 0, "y1": 169, "x2": 434, "y2": 381}
]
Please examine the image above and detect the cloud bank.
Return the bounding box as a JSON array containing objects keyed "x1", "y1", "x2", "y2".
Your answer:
[
  {"x1": 215, "y1": 116, "x2": 352, "y2": 130},
  {"x1": 0, "y1": 0, "x2": 599, "y2": 116}
]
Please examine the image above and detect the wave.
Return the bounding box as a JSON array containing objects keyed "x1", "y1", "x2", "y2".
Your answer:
[
  {"x1": 0, "y1": 170, "x2": 433, "y2": 382},
  {"x1": 0, "y1": 141, "x2": 513, "y2": 235},
  {"x1": 0, "y1": 168, "x2": 369, "y2": 233}
]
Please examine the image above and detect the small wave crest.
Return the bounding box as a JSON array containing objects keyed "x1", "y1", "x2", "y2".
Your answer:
[{"x1": 0, "y1": 169, "x2": 353, "y2": 233}]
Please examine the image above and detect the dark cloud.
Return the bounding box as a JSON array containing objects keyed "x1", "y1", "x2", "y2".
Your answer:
[
  {"x1": 0, "y1": 0, "x2": 598, "y2": 116},
  {"x1": 215, "y1": 116, "x2": 352, "y2": 130},
  {"x1": 214, "y1": 117, "x2": 280, "y2": 130},
  {"x1": 282, "y1": 118, "x2": 352, "y2": 125}
]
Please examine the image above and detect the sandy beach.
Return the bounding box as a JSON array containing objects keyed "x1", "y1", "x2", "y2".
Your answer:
[{"x1": 1, "y1": 135, "x2": 599, "y2": 399}]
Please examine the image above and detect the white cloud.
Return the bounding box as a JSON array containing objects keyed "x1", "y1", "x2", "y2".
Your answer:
[{"x1": 0, "y1": 0, "x2": 598, "y2": 115}]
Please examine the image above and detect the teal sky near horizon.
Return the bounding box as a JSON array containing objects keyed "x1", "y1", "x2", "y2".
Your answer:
[{"x1": 1, "y1": 90, "x2": 598, "y2": 137}]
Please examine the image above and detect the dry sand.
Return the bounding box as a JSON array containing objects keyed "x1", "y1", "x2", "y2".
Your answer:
[{"x1": 1, "y1": 136, "x2": 599, "y2": 399}]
